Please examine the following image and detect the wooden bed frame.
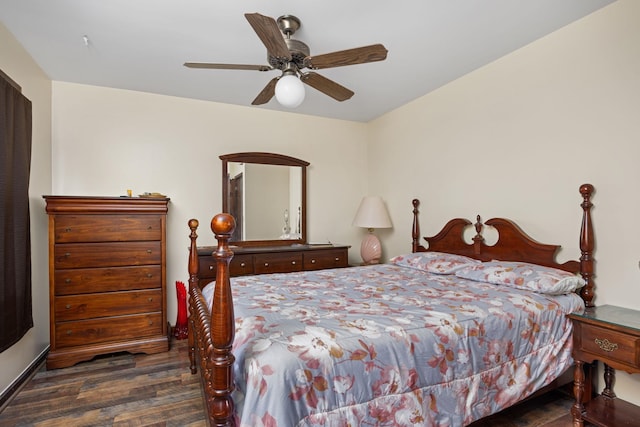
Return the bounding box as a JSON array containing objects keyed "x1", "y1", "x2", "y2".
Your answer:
[{"x1": 187, "y1": 183, "x2": 595, "y2": 426}]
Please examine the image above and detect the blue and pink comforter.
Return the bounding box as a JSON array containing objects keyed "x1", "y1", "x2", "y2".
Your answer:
[{"x1": 202, "y1": 263, "x2": 583, "y2": 426}]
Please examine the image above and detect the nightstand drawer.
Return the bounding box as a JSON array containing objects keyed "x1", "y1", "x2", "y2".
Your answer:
[
  {"x1": 579, "y1": 324, "x2": 640, "y2": 369},
  {"x1": 54, "y1": 215, "x2": 162, "y2": 243}
]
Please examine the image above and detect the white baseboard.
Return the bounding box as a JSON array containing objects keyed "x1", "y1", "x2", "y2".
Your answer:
[{"x1": 0, "y1": 345, "x2": 49, "y2": 413}]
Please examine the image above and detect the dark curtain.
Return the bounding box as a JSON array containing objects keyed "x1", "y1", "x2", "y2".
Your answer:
[{"x1": 0, "y1": 74, "x2": 33, "y2": 353}]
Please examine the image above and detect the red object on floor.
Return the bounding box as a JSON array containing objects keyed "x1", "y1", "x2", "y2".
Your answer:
[{"x1": 174, "y1": 281, "x2": 188, "y2": 340}]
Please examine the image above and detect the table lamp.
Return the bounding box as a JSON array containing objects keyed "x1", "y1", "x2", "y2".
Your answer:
[{"x1": 352, "y1": 196, "x2": 392, "y2": 265}]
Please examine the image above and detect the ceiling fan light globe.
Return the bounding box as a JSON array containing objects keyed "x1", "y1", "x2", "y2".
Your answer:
[{"x1": 275, "y1": 75, "x2": 305, "y2": 108}]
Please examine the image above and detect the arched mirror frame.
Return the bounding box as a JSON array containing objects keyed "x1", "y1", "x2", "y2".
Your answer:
[{"x1": 221, "y1": 152, "x2": 309, "y2": 247}]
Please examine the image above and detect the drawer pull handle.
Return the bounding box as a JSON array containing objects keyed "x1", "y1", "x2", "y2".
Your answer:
[
  {"x1": 65, "y1": 278, "x2": 71, "y2": 283},
  {"x1": 147, "y1": 249, "x2": 152, "y2": 254},
  {"x1": 264, "y1": 262, "x2": 269, "y2": 267},
  {"x1": 291, "y1": 261, "x2": 296, "y2": 265},
  {"x1": 149, "y1": 321, "x2": 153, "y2": 326},
  {"x1": 148, "y1": 298, "x2": 153, "y2": 302},
  {"x1": 147, "y1": 226, "x2": 153, "y2": 230},
  {"x1": 595, "y1": 338, "x2": 618, "y2": 352},
  {"x1": 66, "y1": 304, "x2": 71, "y2": 309},
  {"x1": 64, "y1": 252, "x2": 70, "y2": 257},
  {"x1": 65, "y1": 227, "x2": 72, "y2": 232},
  {"x1": 209, "y1": 265, "x2": 214, "y2": 270},
  {"x1": 147, "y1": 273, "x2": 153, "y2": 278},
  {"x1": 335, "y1": 257, "x2": 340, "y2": 261},
  {"x1": 66, "y1": 330, "x2": 72, "y2": 335},
  {"x1": 240, "y1": 262, "x2": 246, "y2": 267},
  {"x1": 311, "y1": 259, "x2": 316, "y2": 264}
]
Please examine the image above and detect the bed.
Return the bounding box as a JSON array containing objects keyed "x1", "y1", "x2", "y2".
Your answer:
[{"x1": 187, "y1": 183, "x2": 596, "y2": 426}]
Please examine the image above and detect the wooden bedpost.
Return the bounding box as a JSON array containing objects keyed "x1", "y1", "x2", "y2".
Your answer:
[
  {"x1": 412, "y1": 199, "x2": 420, "y2": 252},
  {"x1": 209, "y1": 213, "x2": 236, "y2": 427},
  {"x1": 579, "y1": 183, "x2": 596, "y2": 308},
  {"x1": 187, "y1": 219, "x2": 200, "y2": 374}
]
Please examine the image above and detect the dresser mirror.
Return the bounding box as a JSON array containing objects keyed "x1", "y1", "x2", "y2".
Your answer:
[{"x1": 221, "y1": 152, "x2": 309, "y2": 246}]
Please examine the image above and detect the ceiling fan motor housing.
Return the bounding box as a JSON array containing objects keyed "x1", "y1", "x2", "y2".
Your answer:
[{"x1": 269, "y1": 38, "x2": 310, "y2": 71}]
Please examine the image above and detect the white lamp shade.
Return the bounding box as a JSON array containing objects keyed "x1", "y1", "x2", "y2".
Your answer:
[
  {"x1": 275, "y1": 75, "x2": 305, "y2": 108},
  {"x1": 353, "y1": 196, "x2": 392, "y2": 265},
  {"x1": 352, "y1": 196, "x2": 392, "y2": 229}
]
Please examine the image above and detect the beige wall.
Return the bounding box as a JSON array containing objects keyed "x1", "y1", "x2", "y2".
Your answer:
[
  {"x1": 369, "y1": 0, "x2": 640, "y2": 404},
  {"x1": 0, "y1": 24, "x2": 52, "y2": 398},
  {"x1": 51, "y1": 81, "x2": 370, "y2": 324}
]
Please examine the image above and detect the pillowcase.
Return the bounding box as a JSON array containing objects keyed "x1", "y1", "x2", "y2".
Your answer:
[
  {"x1": 390, "y1": 252, "x2": 480, "y2": 275},
  {"x1": 455, "y1": 261, "x2": 585, "y2": 295}
]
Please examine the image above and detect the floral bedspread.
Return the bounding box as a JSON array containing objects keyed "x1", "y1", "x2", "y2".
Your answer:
[{"x1": 202, "y1": 263, "x2": 584, "y2": 427}]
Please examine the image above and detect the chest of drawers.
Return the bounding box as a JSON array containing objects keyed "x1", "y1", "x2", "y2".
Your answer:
[
  {"x1": 44, "y1": 196, "x2": 170, "y2": 369},
  {"x1": 196, "y1": 244, "x2": 349, "y2": 286}
]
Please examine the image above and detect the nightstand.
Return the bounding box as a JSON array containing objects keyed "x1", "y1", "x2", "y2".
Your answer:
[{"x1": 569, "y1": 305, "x2": 640, "y2": 426}]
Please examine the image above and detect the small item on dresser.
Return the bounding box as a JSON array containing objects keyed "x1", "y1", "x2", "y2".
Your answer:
[
  {"x1": 174, "y1": 281, "x2": 188, "y2": 340},
  {"x1": 139, "y1": 192, "x2": 167, "y2": 198}
]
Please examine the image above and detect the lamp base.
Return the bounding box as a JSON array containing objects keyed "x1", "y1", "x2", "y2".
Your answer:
[{"x1": 360, "y1": 232, "x2": 382, "y2": 265}]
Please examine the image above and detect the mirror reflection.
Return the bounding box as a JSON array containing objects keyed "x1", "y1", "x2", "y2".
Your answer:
[{"x1": 221, "y1": 153, "x2": 308, "y2": 245}]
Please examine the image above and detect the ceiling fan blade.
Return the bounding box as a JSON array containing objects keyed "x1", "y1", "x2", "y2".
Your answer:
[
  {"x1": 245, "y1": 13, "x2": 291, "y2": 60},
  {"x1": 252, "y1": 77, "x2": 279, "y2": 105},
  {"x1": 300, "y1": 72, "x2": 354, "y2": 102},
  {"x1": 184, "y1": 62, "x2": 272, "y2": 71},
  {"x1": 304, "y1": 44, "x2": 388, "y2": 70}
]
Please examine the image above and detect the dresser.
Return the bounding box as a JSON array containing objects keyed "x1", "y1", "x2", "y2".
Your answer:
[
  {"x1": 44, "y1": 196, "x2": 170, "y2": 369},
  {"x1": 196, "y1": 244, "x2": 349, "y2": 285},
  {"x1": 569, "y1": 304, "x2": 640, "y2": 426}
]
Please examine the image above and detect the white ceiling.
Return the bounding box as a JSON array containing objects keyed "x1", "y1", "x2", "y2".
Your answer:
[{"x1": 0, "y1": 0, "x2": 615, "y2": 122}]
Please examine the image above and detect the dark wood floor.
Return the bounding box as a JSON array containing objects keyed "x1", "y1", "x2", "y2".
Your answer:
[
  {"x1": 0, "y1": 339, "x2": 206, "y2": 426},
  {"x1": 1, "y1": 338, "x2": 576, "y2": 426},
  {"x1": 469, "y1": 389, "x2": 575, "y2": 427}
]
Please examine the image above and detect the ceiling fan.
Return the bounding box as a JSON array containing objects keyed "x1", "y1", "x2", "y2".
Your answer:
[{"x1": 184, "y1": 13, "x2": 388, "y2": 107}]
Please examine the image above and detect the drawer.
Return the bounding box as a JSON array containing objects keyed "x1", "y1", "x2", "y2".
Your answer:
[
  {"x1": 54, "y1": 214, "x2": 162, "y2": 243},
  {"x1": 578, "y1": 324, "x2": 640, "y2": 369},
  {"x1": 230, "y1": 254, "x2": 254, "y2": 276},
  {"x1": 55, "y1": 289, "x2": 162, "y2": 321},
  {"x1": 304, "y1": 249, "x2": 349, "y2": 270},
  {"x1": 197, "y1": 255, "x2": 217, "y2": 279},
  {"x1": 55, "y1": 265, "x2": 161, "y2": 295},
  {"x1": 254, "y1": 252, "x2": 303, "y2": 274},
  {"x1": 55, "y1": 313, "x2": 163, "y2": 348},
  {"x1": 199, "y1": 254, "x2": 254, "y2": 278},
  {"x1": 54, "y1": 241, "x2": 161, "y2": 269}
]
